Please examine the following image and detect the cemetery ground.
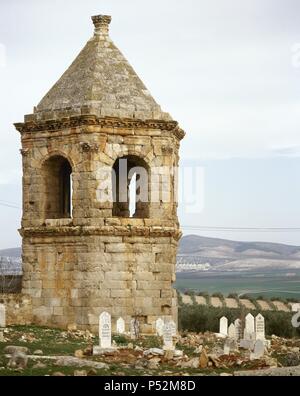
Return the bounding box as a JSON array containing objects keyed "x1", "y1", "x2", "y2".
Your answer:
[{"x1": 0, "y1": 324, "x2": 300, "y2": 376}]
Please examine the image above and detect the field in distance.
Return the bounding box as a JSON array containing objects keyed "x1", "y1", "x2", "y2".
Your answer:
[{"x1": 175, "y1": 270, "x2": 300, "y2": 299}]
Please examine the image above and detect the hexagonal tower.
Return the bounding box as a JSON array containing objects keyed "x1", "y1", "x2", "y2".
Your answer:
[{"x1": 15, "y1": 15, "x2": 185, "y2": 333}]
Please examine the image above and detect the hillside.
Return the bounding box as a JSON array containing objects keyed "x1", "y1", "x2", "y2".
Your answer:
[
  {"x1": 0, "y1": 248, "x2": 21, "y2": 258},
  {"x1": 178, "y1": 235, "x2": 300, "y2": 272}
]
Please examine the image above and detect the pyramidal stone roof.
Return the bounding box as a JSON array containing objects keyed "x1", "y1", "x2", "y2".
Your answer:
[{"x1": 34, "y1": 15, "x2": 171, "y2": 121}]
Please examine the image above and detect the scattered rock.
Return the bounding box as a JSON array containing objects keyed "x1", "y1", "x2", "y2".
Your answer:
[
  {"x1": 52, "y1": 372, "x2": 66, "y2": 376},
  {"x1": 134, "y1": 346, "x2": 143, "y2": 352},
  {"x1": 181, "y1": 358, "x2": 200, "y2": 369},
  {"x1": 74, "y1": 350, "x2": 84, "y2": 358},
  {"x1": 74, "y1": 370, "x2": 88, "y2": 376},
  {"x1": 199, "y1": 350, "x2": 209, "y2": 369},
  {"x1": 4, "y1": 346, "x2": 29, "y2": 355},
  {"x1": 144, "y1": 348, "x2": 164, "y2": 357},
  {"x1": 54, "y1": 356, "x2": 109, "y2": 370},
  {"x1": 135, "y1": 359, "x2": 147, "y2": 370},
  {"x1": 208, "y1": 354, "x2": 221, "y2": 368},
  {"x1": 174, "y1": 350, "x2": 183, "y2": 358},
  {"x1": 164, "y1": 350, "x2": 174, "y2": 360},
  {"x1": 33, "y1": 350, "x2": 44, "y2": 356},
  {"x1": 87, "y1": 368, "x2": 97, "y2": 376},
  {"x1": 83, "y1": 346, "x2": 93, "y2": 356},
  {"x1": 7, "y1": 352, "x2": 28, "y2": 369},
  {"x1": 67, "y1": 324, "x2": 77, "y2": 332},
  {"x1": 263, "y1": 356, "x2": 278, "y2": 368},
  {"x1": 194, "y1": 346, "x2": 203, "y2": 354},
  {"x1": 147, "y1": 360, "x2": 160, "y2": 370},
  {"x1": 33, "y1": 362, "x2": 47, "y2": 369}
]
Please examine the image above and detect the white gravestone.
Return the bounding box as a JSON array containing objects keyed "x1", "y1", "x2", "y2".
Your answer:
[
  {"x1": 156, "y1": 318, "x2": 164, "y2": 336},
  {"x1": 234, "y1": 319, "x2": 242, "y2": 340},
  {"x1": 219, "y1": 316, "x2": 228, "y2": 336},
  {"x1": 99, "y1": 311, "x2": 111, "y2": 348},
  {"x1": 163, "y1": 322, "x2": 176, "y2": 351},
  {"x1": 250, "y1": 339, "x2": 265, "y2": 360},
  {"x1": 0, "y1": 304, "x2": 5, "y2": 328},
  {"x1": 244, "y1": 313, "x2": 255, "y2": 340},
  {"x1": 228, "y1": 323, "x2": 236, "y2": 339},
  {"x1": 116, "y1": 317, "x2": 125, "y2": 334},
  {"x1": 255, "y1": 314, "x2": 265, "y2": 340}
]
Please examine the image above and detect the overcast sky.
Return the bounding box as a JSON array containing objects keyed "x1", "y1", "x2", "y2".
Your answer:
[{"x1": 0, "y1": 0, "x2": 300, "y2": 248}]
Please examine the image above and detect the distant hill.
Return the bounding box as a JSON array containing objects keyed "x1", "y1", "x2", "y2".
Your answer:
[
  {"x1": 178, "y1": 235, "x2": 300, "y2": 272},
  {"x1": 179, "y1": 235, "x2": 300, "y2": 257},
  {"x1": 0, "y1": 247, "x2": 21, "y2": 258}
]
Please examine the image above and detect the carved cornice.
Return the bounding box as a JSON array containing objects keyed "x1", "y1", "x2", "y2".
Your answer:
[
  {"x1": 14, "y1": 115, "x2": 185, "y2": 141},
  {"x1": 19, "y1": 225, "x2": 182, "y2": 240}
]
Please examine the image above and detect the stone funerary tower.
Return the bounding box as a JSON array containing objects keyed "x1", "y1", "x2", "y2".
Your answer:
[{"x1": 15, "y1": 15, "x2": 185, "y2": 333}]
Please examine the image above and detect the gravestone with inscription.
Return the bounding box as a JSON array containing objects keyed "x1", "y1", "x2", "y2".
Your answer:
[
  {"x1": 93, "y1": 311, "x2": 116, "y2": 355},
  {"x1": 99, "y1": 311, "x2": 111, "y2": 348},
  {"x1": 255, "y1": 313, "x2": 265, "y2": 340},
  {"x1": 163, "y1": 321, "x2": 176, "y2": 351}
]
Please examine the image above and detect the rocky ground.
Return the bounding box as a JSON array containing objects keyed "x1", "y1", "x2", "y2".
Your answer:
[{"x1": 0, "y1": 326, "x2": 300, "y2": 376}]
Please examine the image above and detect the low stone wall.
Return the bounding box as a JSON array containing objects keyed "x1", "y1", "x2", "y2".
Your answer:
[{"x1": 0, "y1": 294, "x2": 32, "y2": 325}]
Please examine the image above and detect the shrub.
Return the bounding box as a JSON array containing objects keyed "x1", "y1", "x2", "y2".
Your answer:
[
  {"x1": 211, "y1": 292, "x2": 224, "y2": 299},
  {"x1": 178, "y1": 304, "x2": 300, "y2": 339}
]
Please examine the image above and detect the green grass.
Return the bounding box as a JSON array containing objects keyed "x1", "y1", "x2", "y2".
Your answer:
[{"x1": 176, "y1": 271, "x2": 300, "y2": 300}]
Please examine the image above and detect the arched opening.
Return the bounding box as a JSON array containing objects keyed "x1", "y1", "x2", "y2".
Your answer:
[
  {"x1": 42, "y1": 155, "x2": 72, "y2": 219},
  {"x1": 112, "y1": 155, "x2": 149, "y2": 218}
]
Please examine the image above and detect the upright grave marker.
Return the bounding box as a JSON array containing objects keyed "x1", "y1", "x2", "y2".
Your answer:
[
  {"x1": 255, "y1": 313, "x2": 265, "y2": 340},
  {"x1": 116, "y1": 317, "x2": 125, "y2": 334},
  {"x1": 163, "y1": 321, "x2": 176, "y2": 351},
  {"x1": 219, "y1": 316, "x2": 228, "y2": 336},
  {"x1": 0, "y1": 304, "x2": 5, "y2": 328}
]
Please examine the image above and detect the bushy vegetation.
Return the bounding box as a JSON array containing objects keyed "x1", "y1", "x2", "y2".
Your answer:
[{"x1": 178, "y1": 304, "x2": 300, "y2": 339}]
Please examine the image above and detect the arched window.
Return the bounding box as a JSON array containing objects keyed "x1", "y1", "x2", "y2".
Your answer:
[
  {"x1": 42, "y1": 155, "x2": 72, "y2": 219},
  {"x1": 112, "y1": 155, "x2": 149, "y2": 218}
]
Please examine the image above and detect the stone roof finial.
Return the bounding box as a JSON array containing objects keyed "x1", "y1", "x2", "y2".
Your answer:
[{"x1": 92, "y1": 15, "x2": 112, "y2": 36}]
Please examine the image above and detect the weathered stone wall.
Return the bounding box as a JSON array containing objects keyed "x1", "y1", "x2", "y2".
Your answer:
[
  {"x1": 22, "y1": 229, "x2": 178, "y2": 333},
  {"x1": 15, "y1": 116, "x2": 183, "y2": 333},
  {"x1": 0, "y1": 294, "x2": 32, "y2": 325}
]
